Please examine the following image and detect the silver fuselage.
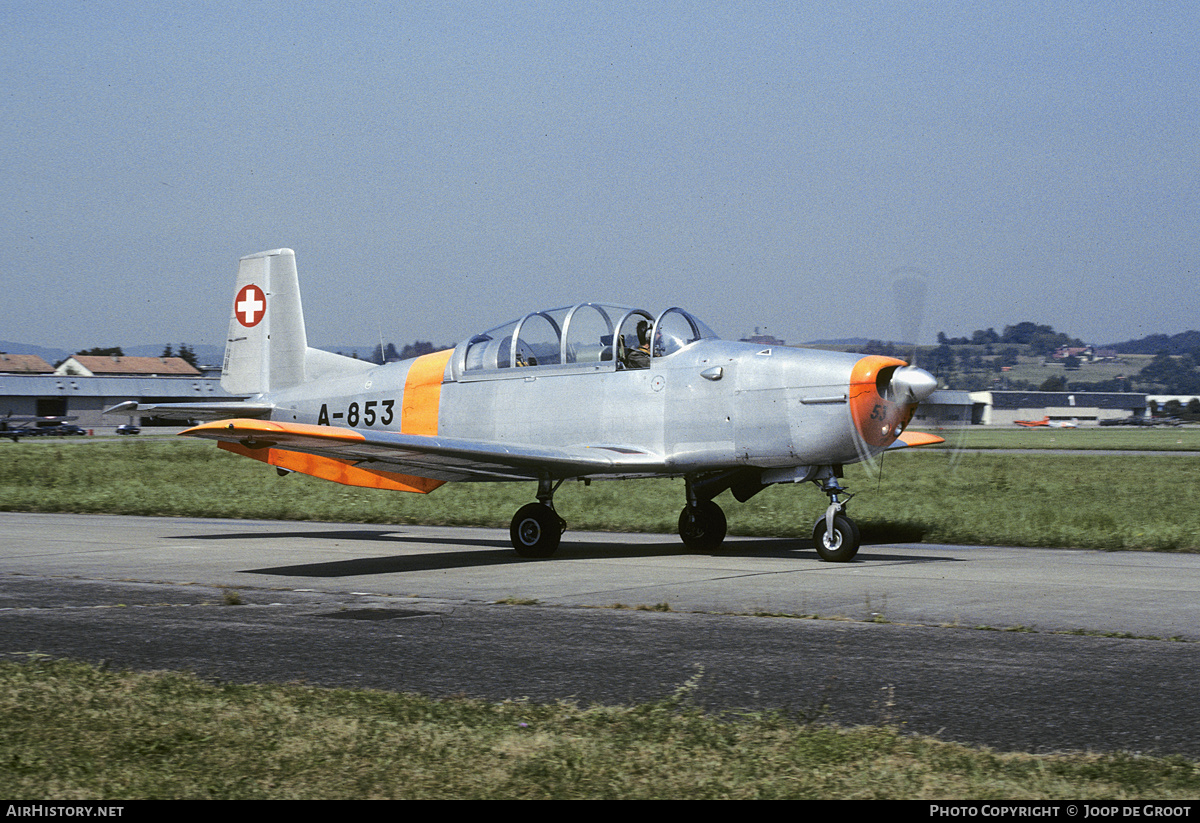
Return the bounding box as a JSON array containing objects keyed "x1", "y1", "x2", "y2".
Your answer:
[{"x1": 265, "y1": 338, "x2": 870, "y2": 479}]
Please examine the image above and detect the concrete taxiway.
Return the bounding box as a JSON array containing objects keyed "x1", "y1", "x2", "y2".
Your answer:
[
  {"x1": 3, "y1": 511, "x2": 1197, "y2": 639},
  {"x1": 4, "y1": 511, "x2": 1199, "y2": 755}
]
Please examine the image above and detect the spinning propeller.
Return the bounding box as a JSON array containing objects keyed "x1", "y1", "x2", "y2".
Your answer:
[
  {"x1": 845, "y1": 268, "x2": 938, "y2": 477},
  {"x1": 846, "y1": 266, "x2": 969, "y2": 479}
]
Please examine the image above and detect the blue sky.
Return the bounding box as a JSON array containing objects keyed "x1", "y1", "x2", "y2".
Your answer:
[{"x1": 2, "y1": 2, "x2": 1196, "y2": 351}]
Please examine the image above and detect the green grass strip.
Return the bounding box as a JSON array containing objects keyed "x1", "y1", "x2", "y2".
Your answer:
[
  {"x1": 2, "y1": 438, "x2": 1198, "y2": 551},
  {"x1": 2, "y1": 659, "x2": 1197, "y2": 800}
]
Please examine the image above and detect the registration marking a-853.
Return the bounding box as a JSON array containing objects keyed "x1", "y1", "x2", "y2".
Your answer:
[{"x1": 317, "y1": 400, "x2": 394, "y2": 427}]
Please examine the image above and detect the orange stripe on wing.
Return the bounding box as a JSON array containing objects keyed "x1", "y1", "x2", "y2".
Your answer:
[
  {"x1": 401, "y1": 349, "x2": 453, "y2": 436},
  {"x1": 217, "y1": 441, "x2": 444, "y2": 494}
]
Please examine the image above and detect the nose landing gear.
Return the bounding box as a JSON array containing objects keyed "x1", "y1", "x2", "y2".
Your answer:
[{"x1": 811, "y1": 470, "x2": 860, "y2": 562}]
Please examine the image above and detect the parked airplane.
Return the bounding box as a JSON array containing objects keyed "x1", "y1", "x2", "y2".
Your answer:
[
  {"x1": 108, "y1": 249, "x2": 942, "y2": 561},
  {"x1": 1015, "y1": 417, "x2": 1078, "y2": 428}
]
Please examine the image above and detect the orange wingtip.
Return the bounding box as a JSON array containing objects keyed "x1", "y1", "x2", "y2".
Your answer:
[{"x1": 895, "y1": 430, "x2": 945, "y2": 447}]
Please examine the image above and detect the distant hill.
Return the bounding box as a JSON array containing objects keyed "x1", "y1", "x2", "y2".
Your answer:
[
  {"x1": 803, "y1": 337, "x2": 871, "y2": 346},
  {"x1": 0, "y1": 341, "x2": 71, "y2": 365},
  {"x1": 1105, "y1": 331, "x2": 1200, "y2": 355}
]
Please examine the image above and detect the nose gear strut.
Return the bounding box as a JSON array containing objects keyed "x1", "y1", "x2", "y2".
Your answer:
[{"x1": 811, "y1": 469, "x2": 860, "y2": 562}]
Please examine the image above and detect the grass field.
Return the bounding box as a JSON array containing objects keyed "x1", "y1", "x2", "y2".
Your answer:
[
  {"x1": 2, "y1": 659, "x2": 1197, "y2": 800},
  {"x1": 2, "y1": 435, "x2": 1198, "y2": 551},
  {"x1": 998, "y1": 353, "x2": 1155, "y2": 388},
  {"x1": 934, "y1": 426, "x2": 1200, "y2": 451}
]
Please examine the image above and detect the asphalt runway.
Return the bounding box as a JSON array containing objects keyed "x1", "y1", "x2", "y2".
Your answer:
[{"x1": 2, "y1": 512, "x2": 1198, "y2": 756}]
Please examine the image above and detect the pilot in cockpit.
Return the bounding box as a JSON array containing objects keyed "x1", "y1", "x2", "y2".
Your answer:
[{"x1": 625, "y1": 320, "x2": 652, "y2": 369}]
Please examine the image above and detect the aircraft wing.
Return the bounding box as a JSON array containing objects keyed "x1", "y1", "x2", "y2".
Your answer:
[
  {"x1": 104, "y1": 400, "x2": 274, "y2": 420},
  {"x1": 181, "y1": 418, "x2": 667, "y2": 485}
]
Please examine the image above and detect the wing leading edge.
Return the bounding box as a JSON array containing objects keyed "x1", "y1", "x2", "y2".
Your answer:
[{"x1": 181, "y1": 419, "x2": 666, "y2": 490}]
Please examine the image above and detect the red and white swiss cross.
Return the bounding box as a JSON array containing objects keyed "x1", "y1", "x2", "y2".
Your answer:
[{"x1": 234, "y1": 284, "x2": 266, "y2": 327}]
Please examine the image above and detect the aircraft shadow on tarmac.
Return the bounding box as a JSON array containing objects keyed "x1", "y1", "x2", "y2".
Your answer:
[{"x1": 170, "y1": 529, "x2": 960, "y2": 578}]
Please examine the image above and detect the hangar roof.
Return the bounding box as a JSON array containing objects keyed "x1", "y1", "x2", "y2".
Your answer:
[
  {"x1": 0, "y1": 353, "x2": 54, "y2": 374},
  {"x1": 55, "y1": 355, "x2": 202, "y2": 377},
  {"x1": 0, "y1": 374, "x2": 235, "y2": 399},
  {"x1": 978, "y1": 391, "x2": 1146, "y2": 410}
]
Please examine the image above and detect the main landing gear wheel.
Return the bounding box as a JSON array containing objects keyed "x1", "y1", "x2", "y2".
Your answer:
[
  {"x1": 510, "y1": 503, "x2": 565, "y2": 558},
  {"x1": 812, "y1": 513, "x2": 860, "y2": 562},
  {"x1": 678, "y1": 500, "x2": 727, "y2": 551}
]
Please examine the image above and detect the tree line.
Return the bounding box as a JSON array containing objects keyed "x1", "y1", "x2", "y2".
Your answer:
[
  {"x1": 863, "y1": 321, "x2": 1200, "y2": 397},
  {"x1": 935, "y1": 322, "x2": 1084, "y2": 357}
]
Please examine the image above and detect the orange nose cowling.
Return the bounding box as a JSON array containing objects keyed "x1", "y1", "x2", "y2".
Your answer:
[{"x1": 848, "y1": 355, "x2": 917, "y2": 449}]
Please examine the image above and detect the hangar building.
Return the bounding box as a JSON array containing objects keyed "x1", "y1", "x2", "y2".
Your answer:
[
  {"x1": 968, "y1": 391, "x2": 1147, "y2": 426},
  {"x1": 909, "y1": 389, "x2": 976, "y2": 427},
  {"x1": 0, "y1": 355, "x2": 235, "y2": 429}
]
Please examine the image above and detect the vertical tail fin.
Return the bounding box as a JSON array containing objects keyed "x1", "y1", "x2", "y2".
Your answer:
[
  {"x1": 221, "y1": 249, "x2": 371, "y2": 395},
  {"x1": 222, "y1": 249, "x2": 308, "y2": 394}
]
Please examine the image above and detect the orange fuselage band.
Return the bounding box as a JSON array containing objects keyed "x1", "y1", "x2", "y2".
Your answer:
[{"x1": 401, "y1": 350, "x2": 453, "y2": 436}]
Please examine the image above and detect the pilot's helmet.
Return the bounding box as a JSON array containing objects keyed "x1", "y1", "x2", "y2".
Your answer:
[{"x1": 636, "y1": 320, "x2": 651, "y2": 346}]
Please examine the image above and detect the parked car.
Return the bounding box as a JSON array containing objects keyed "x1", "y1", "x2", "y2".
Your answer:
[
  {"x1": 48, "y1": 425, "x2": 87, "y2": 436},
  {"x1": 116, "y1": 424, "x2": 140, "y2": 435}
]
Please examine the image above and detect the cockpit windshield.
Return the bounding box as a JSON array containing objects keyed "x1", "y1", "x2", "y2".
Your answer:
[{"x1": 458, "y1": 303, "x2": 717, "y2": 376}]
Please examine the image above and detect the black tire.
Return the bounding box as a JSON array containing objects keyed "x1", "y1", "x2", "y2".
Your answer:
[
  {"x1": 812, "y1": 513, "x2": 860, "y2": 562},
  {"x1": 510, "y1": 503, "x2": 563, "y2": 558},
  {"x1": 678, "y1": 500, "x2": 727, "y2": 551}
]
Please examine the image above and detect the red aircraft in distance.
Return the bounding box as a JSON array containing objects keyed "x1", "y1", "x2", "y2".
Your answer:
[{"x1": 1014, "y1": 417, "x2": 1077, "y2": 428}]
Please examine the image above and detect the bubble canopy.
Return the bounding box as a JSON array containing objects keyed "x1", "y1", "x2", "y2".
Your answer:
[{"x1": 456, "y1": 303, "x2": 718, "y2": 375}]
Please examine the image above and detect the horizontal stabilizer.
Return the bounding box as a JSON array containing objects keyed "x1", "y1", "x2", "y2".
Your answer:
[{"x1": 104, "y1": 400, "x2": 274, "y2": 421}]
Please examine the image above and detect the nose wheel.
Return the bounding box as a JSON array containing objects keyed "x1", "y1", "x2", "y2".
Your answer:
[
  {"x1": 812, "y1": 512, "x2": 860, "y2": 562},
  {"x1": 811, "y1": 471, "x2": 860, "y2": 562}
]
